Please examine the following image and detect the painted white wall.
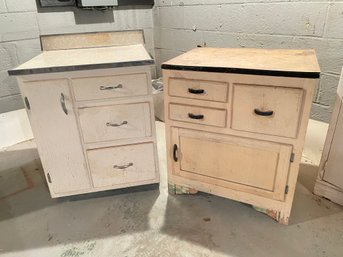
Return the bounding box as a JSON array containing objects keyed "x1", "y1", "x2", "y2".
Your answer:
[
  {"x1": 0, "y1": 0, "x2": 155, "y2": 113},
  {"x1": 153, "y1": 0, "x2": 343, "y2": 122}
]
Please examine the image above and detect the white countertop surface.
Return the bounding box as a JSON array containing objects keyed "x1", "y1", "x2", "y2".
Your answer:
[{"x1": 9, "y1": 44, "x2": 153, "y2": 76}]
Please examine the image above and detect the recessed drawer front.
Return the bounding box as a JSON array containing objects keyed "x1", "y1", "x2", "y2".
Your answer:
[
  {"x1": 87, "y1": 143, "x2": 157, "y2": 188},
  {"x1": 232, "y1": 84, "x2": 303, "y2": 138},
  {"x1": 169, "y1": 103, "x2": 227, "y2": 127},
  {"x1": 172, "y1": 128, "x2": 292, "y2": 200},
  {"x1": 78, "y1": 103, "x2": 151, "y2": 143},
  {"x1": 169, "y1": 78, "x2": 228, "y2": 102},
  {"x1": 72, "y1": 73, "x2": 149, "y2": 101}
]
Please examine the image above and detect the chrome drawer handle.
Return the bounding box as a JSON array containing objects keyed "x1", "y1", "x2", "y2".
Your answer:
[
  {"x1": 254, "y1": 108, "x2": 274, "y2": 117},
  {"x1": 113, "y1": 162, "x2": 133, "y2": 169},
  {"x1": 100, "y1": 84, "x2": 123, "y2": 90},
  {"x1": 188, "y1": 113, "x2": 204, "y2": 120},
  {"x1": 60, "y1": 93, "x2": 68, "y2": 115},
  {"x1": 106, "y1": 121, "x2": 128, "y2": 127}
]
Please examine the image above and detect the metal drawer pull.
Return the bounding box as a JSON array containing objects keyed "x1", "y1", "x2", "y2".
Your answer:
[
  {"x1": 188, "y1": 113, "x2": 204, "y2": 120},
  {"x1": 254, "y1": 108, "x2": 274, "y2": 117},
  {"x1": 60, "y1": 93, "x2": 68, "y2": 115},
  {"x1": 173, "y1": 144, "x2": 178, "y2": 162},
  {"x1": 24, "y1": 97, "x2": 31, "y2": 110},
  {"x1": 106, "y1": 121, "x2": 128, "y2": 127},
  {"x1": 100, "y1": 84, "x2": 123, "y2": 90},
  {"x1": 113, "y1": 162, "x2": 133, "y2": 169},
  {"x1": 188, "y1": 88, "x2": 205, "y2": 94}
]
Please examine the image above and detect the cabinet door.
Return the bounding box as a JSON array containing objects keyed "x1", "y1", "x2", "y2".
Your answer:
[
  {"x1": 21, "y1": 79, "x2": 91, "y2": 195},
  {"x1": 171, "y1": 128, "x2": 292, "y2": 200},
  {"x1": 323, "y1": 107, "x2": 343, "y2": 189}
]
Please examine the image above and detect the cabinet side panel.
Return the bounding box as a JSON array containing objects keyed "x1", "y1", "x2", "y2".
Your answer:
[
  {"x1": 20, "y1": 79, "x2": 91, "y2": 195},
  {"x1": 323, "y1": 104, "x2": 343, "y2": 189}
]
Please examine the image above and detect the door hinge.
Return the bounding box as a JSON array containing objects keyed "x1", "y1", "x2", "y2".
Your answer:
[
  {"x1": 24, "y1": 97, "x2": 31, "y2": 110},
  {"x1": 47, "y1": 173, "x2": 52, "y2": 183},
  {"x1": 285, "y1": 185, "x2": 289, "y2": 194},
  {"x1": 290, "y1": 153, "x2": 295, "y2": 163}
]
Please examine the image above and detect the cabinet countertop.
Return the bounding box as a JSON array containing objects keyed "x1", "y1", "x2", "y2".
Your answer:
[
  {"x1": 162, "y1": 48, "x2": 320, "y2": 78},
  {"x1": 8, "y1": 44, "x2": 154, "y2": 76}
]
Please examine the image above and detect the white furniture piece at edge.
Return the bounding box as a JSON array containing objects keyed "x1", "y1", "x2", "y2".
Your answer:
[
  {"x1": 8, "y1": 31, "x2": 159, "y2": 198},
  {"x1": 314, "y1": 68, "x2": 343, "y2": 206}
]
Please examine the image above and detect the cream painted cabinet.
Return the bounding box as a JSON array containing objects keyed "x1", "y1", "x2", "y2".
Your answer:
[
  {"x1": 9, "y1": 35, "x2": 159, "y2": 198},
  {"x1": 162, "y1": 48, "x2": 320, "y2": 224}
]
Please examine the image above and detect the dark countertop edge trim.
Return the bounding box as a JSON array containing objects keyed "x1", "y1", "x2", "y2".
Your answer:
[
  {"x1": 8, "y1": 59, "x2": 155, "y2": 76},
  {"x1": 161, "y1": 64, "x2": 320, "y2": 79}
]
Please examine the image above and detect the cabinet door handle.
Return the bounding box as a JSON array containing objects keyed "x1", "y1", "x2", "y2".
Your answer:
[
  {"x1": 254, "y1": 108, "x2": 274, "y2": 117},
  {"x1": 60, "y1": 93, "x2": 68, "y2": 115},
  {"x1": 173, "y1": 144, "x2": 178, "y2": 162},
  {"x1": 106, "y1": 121, "x2": 128, "y2": 127},
  {"x1": 188, "y1": 88, "x2": 205, "y2": 94},
  {"x1": 188, "y1": 113, "x2": 204, "y2": 120},
  {"x1": 113, "y1": 162, "x2": 133, "y2": 169},
  {"x1": 100, "y1": 84, "x2": 123, "y2": 90}
]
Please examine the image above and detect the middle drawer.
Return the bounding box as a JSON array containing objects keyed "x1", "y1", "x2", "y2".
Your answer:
[
  {"x1": 78, "y1": 102, "x2": 152, "y2": 143},
  {"x1": 169, "y1": 103, "x2": 227, "y2": 127}
]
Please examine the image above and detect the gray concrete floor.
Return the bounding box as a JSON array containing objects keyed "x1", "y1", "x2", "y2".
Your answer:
[{"x1": 0, "y1": 121, "x2": 343, "y2": 257}]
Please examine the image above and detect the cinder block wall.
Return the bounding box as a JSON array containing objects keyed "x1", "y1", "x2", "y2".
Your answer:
[
  {"x1": 0, "y1": 0, "x2": 154, "y2": 113},
  {"x1": 153, "y1": 0, "x2": 343, "y2": 122}
]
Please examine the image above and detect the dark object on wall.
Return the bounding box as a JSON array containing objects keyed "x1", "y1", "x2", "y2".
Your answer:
[
  {"x1": 77, "y1": 0, "x2": 118, "y2": 7},
  {"x1": 40, "y1": 0, "x2": 75, "y2": 7},
  {"x1": 76, "y1": 0, "x2": 154, "y2": 6},
  {"x1": 39, "y1": 0, "x2": 153, "y2": 8},
  {"x1": 117, "y1": 0, "x2": 154, "y2": 5}
]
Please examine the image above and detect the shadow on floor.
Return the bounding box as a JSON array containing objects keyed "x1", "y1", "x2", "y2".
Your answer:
[
  {"x1": 160, "y1": 164, "x2": 343, "y2": 256},
  {"x1": 0, "y1": 160, "x2": 159, "y2": 254}
]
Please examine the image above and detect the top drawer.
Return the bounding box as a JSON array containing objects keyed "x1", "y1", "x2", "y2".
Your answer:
[
  {"x1": 72, "y1": 73, "x2": 149, "y2": 101},
  {"x1": 169, "y1": 78, "x2": 228, "y2": 102},
  {"x1": 232, "y1": 84, "x2": 304, "y2": 138}
]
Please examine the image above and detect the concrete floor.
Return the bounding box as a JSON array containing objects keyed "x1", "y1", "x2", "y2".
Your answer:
[{"x1": 0, "y1": 119, "x2": 343, "y2": 257}]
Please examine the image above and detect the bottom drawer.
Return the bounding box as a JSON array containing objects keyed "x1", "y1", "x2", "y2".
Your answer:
[{"x1": 87, "y1": 143, "x2": 157, "y2": 188}]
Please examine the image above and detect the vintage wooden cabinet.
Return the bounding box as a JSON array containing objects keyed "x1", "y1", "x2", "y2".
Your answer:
[
  {"x1": 8, "y1": 31, "x2": 159, "y2": 198},
  {"x1": 314, "y1": 68, "x2": 343, "y2": 206},
  {"x1": 162, "y1": 48, "x2": 320, "y2": 224}
]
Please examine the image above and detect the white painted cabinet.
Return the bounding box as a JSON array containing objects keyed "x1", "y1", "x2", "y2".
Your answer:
[
  {"x1": 9, "y1": 39, "x2": 159, "y2": 198},
  {"x1": 314, "y1": 68, "x2": 343, "y2": 206}
]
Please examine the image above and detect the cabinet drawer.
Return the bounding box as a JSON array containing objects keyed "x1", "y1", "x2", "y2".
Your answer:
[
  {"x1": 169, "y1": 103, "x2": 227, "y2": 127},
  {"x1": 172, "y1": 128, "x2": 292, "y2": 200},
  {"x1": 169, "y1": 78, "x2": 228, "y2": 102},
  {"x1": 72, "y1": 73, "x2": 149, "y2": 101},
  {"x1": 87, "y1": 143, "x2": 157, "y2": 188},
  {"x1": 232, "y1": 84, "x2": 303, "y2": 138},
  {"x1": 78, "y1": 103, "x2": 151, "y2": 143}
]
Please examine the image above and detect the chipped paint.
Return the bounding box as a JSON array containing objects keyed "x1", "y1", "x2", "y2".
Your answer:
[{"x1": 168, "y1": 183, "x2": 198, "y2": 195}]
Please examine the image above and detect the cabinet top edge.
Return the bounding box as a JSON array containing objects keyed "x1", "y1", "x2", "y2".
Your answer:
[
  {"x1": 162, "y1": 47, "x2": 320, "y2": 79},
  {"x1": 8, "y1": 44, "x2": 154, "y2": 76}
]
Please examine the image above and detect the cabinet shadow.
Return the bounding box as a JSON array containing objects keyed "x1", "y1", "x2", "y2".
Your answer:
[{"x1": 0, "y1": 159, "x2": 159, "y2": 254}]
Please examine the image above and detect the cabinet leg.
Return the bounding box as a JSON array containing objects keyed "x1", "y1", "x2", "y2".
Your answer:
[
  {"x1": 168, "y1": 183, "x2": 198, "y2": 195},
  {"x1": 253, "y1": 206, "x2": 289, "y2": 225}
]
